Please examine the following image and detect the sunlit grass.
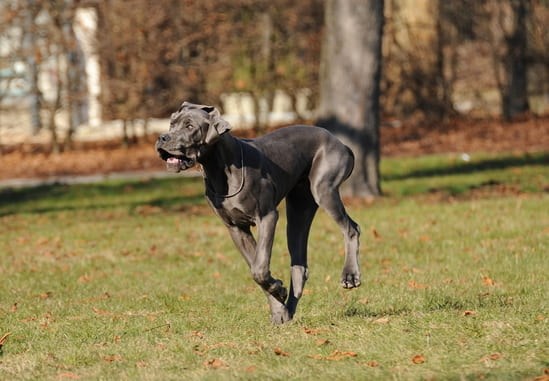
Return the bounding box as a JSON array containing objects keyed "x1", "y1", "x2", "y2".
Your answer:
[{"x1": 0, "y1": 152, "x2": 547, "y2": 380}]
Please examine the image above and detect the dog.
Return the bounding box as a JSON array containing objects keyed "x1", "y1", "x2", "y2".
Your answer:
[{"x1": 156, "y1": 102, "x2": 361, "y2": 324}]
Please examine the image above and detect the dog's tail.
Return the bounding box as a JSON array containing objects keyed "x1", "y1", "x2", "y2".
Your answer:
[{"x1": 342, "y1": 144, "x2": 355, "y2": 181}]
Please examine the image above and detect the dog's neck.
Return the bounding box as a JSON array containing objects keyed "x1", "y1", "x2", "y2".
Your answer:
[{"x1": 198, "y1": 133, "x2": 244, "y2": 199}]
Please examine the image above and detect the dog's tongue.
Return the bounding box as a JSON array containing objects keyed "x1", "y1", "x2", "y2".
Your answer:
[{"x1": 166, "y1": 157, "x2": 182, "y2": 172}]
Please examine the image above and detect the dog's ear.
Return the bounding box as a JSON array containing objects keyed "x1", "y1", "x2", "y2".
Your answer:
[
  {"x1": 178, "y1": 101, "x2": 194, "y2": 112},
  {"x1": 202, "y1": 105, "x2": 231, "y2": 144}
]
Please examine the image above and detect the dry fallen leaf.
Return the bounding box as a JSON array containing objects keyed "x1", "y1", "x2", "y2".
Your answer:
[
  {"x1": 463, "y1": 310, "x2": 476, "y2": 316},
  {"x1": 0, "y1": 332, "x2": 11, "y2": 350},
  {"x1": 325, "y1": 350, "x2": 358, "y2": 361},
  {"x1": 92, "y1": 307, "x2": 111, "y2": 316},
  {"x1": 303, "y1": 327, "x2": 322, "y2": 335},
  {"x1": 479, "y1": 352, "x2": 503, "y2": 364},
  {"x1": 540, "y1": 368, "x2": 549, "y2": 380},
  {"x1": 103, "y1": 354, "x2": 122, "y2": 363},
  {"x1": 482, "y1": 276, "x2": 496, "y2": 286},
  {"x1": 204, "y1": 358, "x2": 227, "y2": 369},
  {"x1": 489, "y1": 353, "x2": 502, "y2": 360},
  {"x1": 373, "y1": 317, "x2": 390, "y2": 324},
  {"x1": 365, "y1": 360, "x2": 379, "y2": 368},
  {"x1": 371, "y1": 227, "x2": 382, "y2": 240},
  {"x1": 274, "y1": 347, "x2": 289, "y2": 357},
  {"x1": 408, "y1": 280, "x2": 428, "y2": 290},
  {"x1": 38, "y1": 291, "x2": 53, "y2": 299},
  {"x1": 57, "y1": 372, "x2": 80, "y2": 379},
  {"x1": 315, "y1": 338, "x2": 330, "y2": 346},
  {"x1": 412, "y1": 354, "x2": 425, "y2": 364}
]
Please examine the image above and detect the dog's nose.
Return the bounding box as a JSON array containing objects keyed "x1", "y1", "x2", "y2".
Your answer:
[{"x1": 159, "y1": 134, "x2": 171, "y2": 143}]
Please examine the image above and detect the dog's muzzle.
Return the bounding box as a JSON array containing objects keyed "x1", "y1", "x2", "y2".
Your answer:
[{"x1": 156, "y1": 136, "x2": 197, "y2": 172}]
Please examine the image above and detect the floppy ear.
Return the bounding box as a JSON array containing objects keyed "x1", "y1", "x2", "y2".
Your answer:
[
  {"x1": 203, "y1": 105, "x2": 231, "y2": 144},
  {"x1": 178, "y1": 101, "x2": 194, "y2": 112}
]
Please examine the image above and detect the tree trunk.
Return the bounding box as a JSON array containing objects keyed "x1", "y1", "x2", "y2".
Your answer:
[
  {"x1": 502, "y1": 0, "x2": 530, "y2": 121},
  {"x1": 317, "y1": 0, "x2": 384, "y2": 198},
  {"x1": 24, "y1": 1, "x2": 42, "y2": 134}
]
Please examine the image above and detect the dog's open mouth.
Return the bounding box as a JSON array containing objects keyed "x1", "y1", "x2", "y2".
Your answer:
[{"x1": 158, "y1": 149, "x2": 195, "y2": 172}]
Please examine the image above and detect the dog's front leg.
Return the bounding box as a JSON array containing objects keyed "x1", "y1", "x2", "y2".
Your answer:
[
  {"x1": 252, "y1": 210, "x2": 288, "y2": 305},
  {"x1": 227, "y1": 224, "x2": 290, "y2": 324}
]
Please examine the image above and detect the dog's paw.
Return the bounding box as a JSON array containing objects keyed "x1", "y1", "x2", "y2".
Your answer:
[
  {"x1": 268, "y1": 280, "x2": 288, "y2": 304},
  {"x1": 341, "y1": 272, "x2": 361, "y2": 289},
  {"x1": 270, "y1": 305, "x2": 292, "y2": 325}
]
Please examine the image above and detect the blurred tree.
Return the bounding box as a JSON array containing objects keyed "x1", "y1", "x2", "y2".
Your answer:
[
  {"x1": 317, "y1": 0, "x2": 384, "y2": 198},
  {"x1": 22, "y1": 0, "x2": 42, "y2": 134},
  {"x1": 495, "y1": 0, "x2": 532, "y2": 120},
  {"x1": 226, "y1": 0, "x2": 322, "y2": 131},
  {"x1": 96, "y1": 0, "x2": 236, "y2": 142},
  {"x1": 383, "y1": 0, "x2": 454, "y2": 121}
]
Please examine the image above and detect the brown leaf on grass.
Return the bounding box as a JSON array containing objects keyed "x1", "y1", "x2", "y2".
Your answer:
[
  {"x1": 315, "y1": 338, "x2": 330, "y2": 346},
  {"x1": 489, "y1": 353, "x2": 502, "y2": 360},
  {"x1": 412, "y1": 354, "x2": 425, "y2": 364},
  {"x1": 92, "y1": 307, "x2": 111, "y2": 316},
  {"x1": 479, "y1": 353, "x2": 502, "y2": 364},
  {"x1": 245, "y1": 365, "x2": 257, "y2": 373},
  {"x1": 463, "y1": 310, "x2": 476, "y2": 316},
  {"x1": 204, "y1": 358, "x2": 227, "y2": 369},
  {"x1": 274, "y1": 347, "x2": 289, "y2": 357},
  {"x1": 103, "y1": 354, "x2": 122, "y2": 363},
  {"x1": 373, "y1": 317, "x2": 390, "y2": 324},
  {"x1": 365, "y1": 360, "x2": 379, "y2": 367},
  {"x1": 371, "y1": 227, "x2": 382, "y2": 240},
  {"x1": 0, "y1": 332, "x2": 11, "y2": 350},
  {"x1": 10, "y1": 303, "x2": 17, "y2": 312},
  {"x1": 57, "y1": 372, "x2": 80, "y2": 379},
  {"x1": 408, "y1": 280, "x2": 428, "y2": 290},
  {"x1": 482, "y1": 276, "x2": 496, "y2": 286},
  {"x1": 78, "y1": 274, "x2": 92, "y2": 284},
  {"x1": 190, "y1": 330, "x2": 204, "y2": 338},
  {"x1": 38, "y1": 291, "x2": 53, "y2": 299},
  {"x1": 325, "y1": 350, "x2": 358, "y2": 361},
  {"x1": 419, "y1": 235, "x2": 431, "y2": 242},
  {"x1": 303, "y1": 327, "x2": 322, "y2": 335}
]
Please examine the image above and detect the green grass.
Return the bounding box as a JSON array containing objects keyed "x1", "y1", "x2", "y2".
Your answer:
[{"x1": 0, "y1": 152, "x2": 548, "y2": 380}]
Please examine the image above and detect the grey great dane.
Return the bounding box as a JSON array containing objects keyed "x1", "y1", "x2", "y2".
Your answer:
[{"x1": 156, "y1": 102, "x2": 361, "y2": 324}]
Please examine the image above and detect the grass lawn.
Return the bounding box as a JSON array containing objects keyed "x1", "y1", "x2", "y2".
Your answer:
[{"x1": 0, "y1": 151, "x2": 547, "y2": 380}]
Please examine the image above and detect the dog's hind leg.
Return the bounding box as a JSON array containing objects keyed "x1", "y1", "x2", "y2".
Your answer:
[
  {"x1": 285, "y1": 184, "x2": 318, "y2": 318},
  {"x1": 227, "y1": 225, "x2": 291, "y2": 324},
  {"x1": 310, "y1": 153, "x2": 361, "y2": 289}
]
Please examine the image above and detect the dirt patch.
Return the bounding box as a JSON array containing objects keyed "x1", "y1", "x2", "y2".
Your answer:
[{"x1": 0, "y1": 116, "x2": 547, "y2": 181}]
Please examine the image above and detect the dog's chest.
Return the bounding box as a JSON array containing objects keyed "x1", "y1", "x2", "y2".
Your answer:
[{"x1": 208, "y1": 196, "x2": 256, "y2": 227}]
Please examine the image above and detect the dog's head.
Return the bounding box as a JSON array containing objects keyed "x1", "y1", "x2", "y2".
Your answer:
[{"x1": 156, "y1": 102, "x2": 231, "y2": 172}]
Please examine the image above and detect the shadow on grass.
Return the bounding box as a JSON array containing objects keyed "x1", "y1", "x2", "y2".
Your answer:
[
  {"x1": 0, "y1": 177, "x2": 205, "y2": 216},
  {"x1": 344, "y1": 290, "x2": 519, "y2": 319},
  {"x1": 344, "y1": 304, "x2": 412, "y2": 318},
  {"x1": 383, "y1": 152, "x2": 548, "y2": 181}
]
